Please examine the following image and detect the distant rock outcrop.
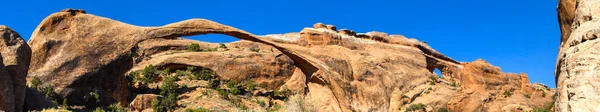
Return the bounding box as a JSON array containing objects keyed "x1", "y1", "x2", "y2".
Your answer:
[
  {"x1": 0, "y1": 25, "x2": 31, "y2": 112},
  {"x1": 448, "y1": 59, "x2": 555, "y2": 112},
  {"x1": 556, "y1": 0, "x2": 600, "y2": 111}
]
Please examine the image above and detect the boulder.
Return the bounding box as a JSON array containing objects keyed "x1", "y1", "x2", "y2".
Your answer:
[
  {"x1": 556, "y1": 0, "x2": 600, "y2": 111},
  {"x1": 313, "y1": 23, "x2": 327, "y2": 29},
  {"x1": 24, "y1": 87, "x2": 58, "y2": 111},
  {"x1": 0, "y1": 25, "x2": 31, "y2": 112},
  {"x1": 338, "y1": 29, "x2": 356, "y2": 36},
  {"x1": 130, "y1": 94, "x2": 163, "y2": 112},
  {"x1": 326, "y1": 25, "x2": 337, "y2": 31}
]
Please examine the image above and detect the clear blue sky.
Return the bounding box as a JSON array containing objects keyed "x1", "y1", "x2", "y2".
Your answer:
[{"x1": 1, "y1": 0, "x2": 560, "y2": 87}]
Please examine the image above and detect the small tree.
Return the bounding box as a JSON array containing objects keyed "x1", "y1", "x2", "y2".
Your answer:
[
  {"x1": 141, "y1": 65, "x2": 160, "y2": 83},
  {"x1": 187, "y1": 43, "x2": 202, "y2": 51},
  {"x1": 30, "y1": 76, "x2": 43, "y2": 89},
  {"x1": 406, "y1": 103, "x2": 426, "y2": 111},
  {"x1": 218, "y1": 43, "x2": 228, "y2": 49}
]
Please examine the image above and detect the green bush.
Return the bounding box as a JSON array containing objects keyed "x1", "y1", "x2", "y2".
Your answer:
[
  {"x1": 226, "y1": 80, "x2": 237, "y2": 88},
  {"x1": 267, "y1": 104, "x2": 282, "y2": 112},
  {"x1": 257, "y1": 100, "x2": 266, "y2": 107},
  {"x1": 188, "y1": 43, "x2": 202, "y2": 51},
  {"x1": 62, "y1": 98, "x2": 68, "y2": 109},
  {"x1": 107, "y1": 103, "x2": 128, "y2": 112},
  {"x1": 406, "y1": 103, "x2": 426, "y2": 111},
  {"x1": 542, "y1": 92, "x2": 547, "y2": 97},
  {"x1": 429, "y1": 81, "x2": 436, "y2": 85},
  {"x1": 275, "y1": 86, "x2": 292, "y2": 97},
  {"x1": 450, "y1": 81, "x2": 458, "y2": 87},
  {"x1": 429, "y1": 75, "x2": 438, "y2": 82},
  {"x1": 142, "y1": 65, "x2": 160, "y2": 83},
  {"x1": 29, "y1": 76, "x2": 42, "y2": 89},
  {"x1": 84, "y1": 91, "x2": 100, "y2": 103},
  {"x1": 199, "y1": 69, "x2": 213, "y2": 81},
  {"x1": 245, "y1": 80, "x2": 256, "y2": 91},
  {"x1": 184, "y1": 108, "x2": 210, "y2": 112},
  {"x1": 216, "y1": 88, "x2": 229, "y2": 100},
  {"x1": 524, "y1": 94, "x2": 531, "y2": 99},
  {"x1": 235, "y1": 46, "x2": 240, "y2": 49},
  {"x1": 249, "y1": 48, "x2": 260, "y2": 52},
  {"x1": 503, "y1": 90, "x2": 513, "y2": 97},
  {"x1": 209, "y1": 80, "x2": 220, "y2": 89},
  {"x1": 94, "y1": 107, "x2": 105, "y2": 112},
  {"x1": 151, "y1": 74, "x2": 179, "y2": 112},
  {"x1": 160, "y1": 75, "x2": 178, "y2": 96},
  {"x1": 229, "y1": 87, "x2": 241, "y2": 95},
  {"x1": 219, "y1": 43, "x2": 228, "y2": 49},
  {"x1": 533, "y1": 102, "x2": 554, "y2": 112},
  {"x1": 152, "y1": 99, "x2": 165, "y2": 112}
]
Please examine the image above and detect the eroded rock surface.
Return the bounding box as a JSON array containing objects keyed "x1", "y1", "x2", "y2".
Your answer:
[
  {"x1": 556, "y1": 0, "x2": 600, "y2": 111},
  {"x1": 27, "y1": 9, "x2": 556, "y2": 112},
  {"x1": 0, "y1": 25, "x2": 31, "y2": 112}
]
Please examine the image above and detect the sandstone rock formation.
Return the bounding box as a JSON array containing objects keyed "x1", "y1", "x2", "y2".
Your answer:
[
  {"x1": 556, "y1": 0, "x2": 600, "y2": 111},
  {"x1": 26, "y1": 9, "x2": 555, "y2": 112},
  {"x1": 0, "y1": 25, "x2": 31, "y2": 112},
  {"x1": 447, "y1": 60, "x2": 555, "y2": 112}
]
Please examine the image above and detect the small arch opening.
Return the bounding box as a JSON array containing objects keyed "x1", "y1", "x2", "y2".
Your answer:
[{"x1": 434, "y1": 68, "x2": 443, "y2": 78}]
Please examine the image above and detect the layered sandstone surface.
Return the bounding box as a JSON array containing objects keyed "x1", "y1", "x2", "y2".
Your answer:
[{"x1": 20, "y1": 9, "x2": 556, "y2": 112}]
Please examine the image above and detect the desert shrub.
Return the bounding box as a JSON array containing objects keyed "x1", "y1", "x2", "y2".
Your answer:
[
  {"x1": 275, "y1": 86, "x2": 292, "y2": 97},
  {"x1": 216, "y1": 88, "x2": 229, "y2": 100},
  {"x1": 184, "y1": 108, "x2": 210, "y2": 112},
  {"x1": 503, "y1": 90, "x2": 513, "y2": 97},
  {"x1": 188, "y1": 43, "x2": 202, "y2": 51},
  {"x1": 84, "y1": 91, "x2": 101, "y2": 103},
  {"x1": 450, "y1": 81, "x2": 458, "y2": 87},
  {"x1": 284, "y1": 94, "x2": 315, "y2": 112},
  {"x1": 406, "y1": 103, "x2": 426, "y2": 111},
  {"x1": 29, "y1": 76, "x2": 42, "y2": 89},
  {"x1": 151, "y1": 74, "x2": 179, "y2": 112},
  {"x1": 199, "y1": 69, "x2": 213, "y2": 80},
  {"x1": 428, "y1": 87, "x2": 432, "y2": 90},
  {"x1": 141, "y1": 65, "x2": 160, "y2": 83},
  {"x1": 256, "y1": 100, "x2": 266, "y2": 107},
  {"x1": 429, "y1": 76, "x2": 438, "y2": 82},
  {"x1": 94, "y1": 107, "x2": 105, "y2": 112},
  {"x1": 249, "y1": 48, "x2": 260, "y2": 52},
  {"x1": 209, "y1": 80, "x2": 220, "y2": 89},
  {"x1": 268, "y1": 104, "x2": 282, "y2": 112},
  {"x1": 229, "y1": 87, "x2": 241, "y2": 95},
  {"x1": 162, "y1": 68, "x2": 171, "y2": 76},
  {"x1": 107, "y1": 103, "x2": 128, "y2": 112},
  {"x1": 533, "y1": 102, "x2": 554, "y2": 112},
  {"x1": 219, "y1": 43, "x2": 228, "y2": 49},
  {"x1": 176, "y1": 70, "x2": 188, "y2": 77},
  {"x1": 151, "y1": 100, "x2": 165, "y2": 112},
  {"x1": 235, "y1": 46, "x2": 240, "y2": 49},
  {"x1": 226, "y1": 80, "x2": 237, "y2": 88},
  {"x1": 62, "y1": 98, "x2": 68, "y2": 109},
  {"x1": 429, "y1": 81, "x2": 436, "y2": 85},
  {"x1": 542, "y1": 92, "x2": 547, "y2": 97},
  {"x1": 160, "y1": 75, "x2": 178, "y2": 95},
  {"x1": 525, "y1": 94, "x2": 531, "y2": 98},
  {"x1": 245, "y1": 80, "x2": 256, "y2": 91},
  {"x1": 229, "y1": 96, "x2": 248, "y2": 110}
]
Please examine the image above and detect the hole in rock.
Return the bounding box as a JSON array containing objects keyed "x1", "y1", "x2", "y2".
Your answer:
[
  {"x1": 181, "y1": 34, "x2": 240, "y2": 43},
  {"x1": 434, "y1": 68, "x2": 443, "y2": 78}
]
